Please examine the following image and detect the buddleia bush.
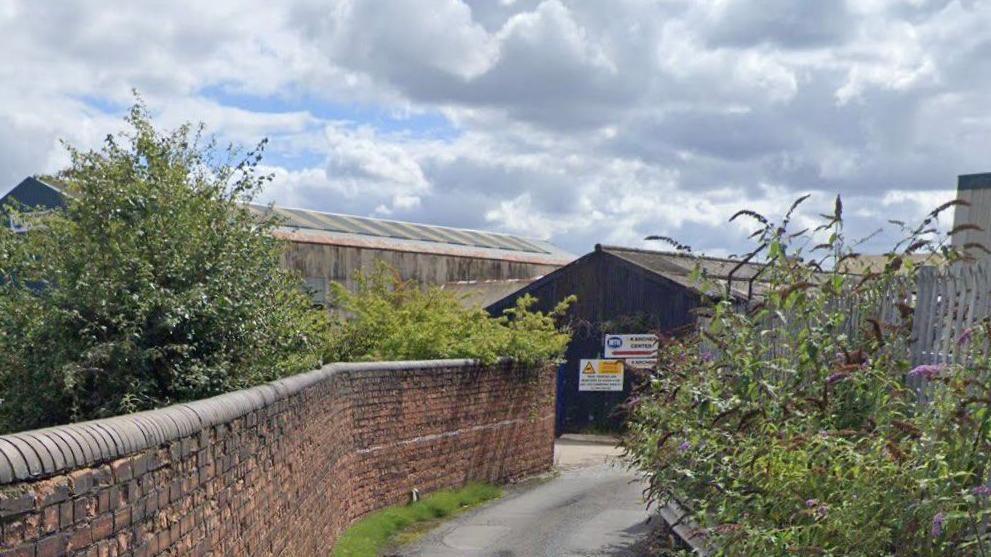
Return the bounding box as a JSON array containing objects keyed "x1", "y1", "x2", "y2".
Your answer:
[
  {"x1": 0, "y1": 100, "x2": 327, "y2": 432},
  {"x1": 623, "y1": 197, "x2": 991, "y2": 555},
  {"x1": 323, "y1": 264, "x2": 574, "y2": 367}
]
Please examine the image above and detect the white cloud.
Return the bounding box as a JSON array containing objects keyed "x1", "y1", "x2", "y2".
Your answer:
[{"x1": 0, "y1": 0, "x2": 989, "y2": 258}]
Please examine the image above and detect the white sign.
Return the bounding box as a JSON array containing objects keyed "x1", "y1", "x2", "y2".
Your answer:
[
  {"x1": 604, "y1": 334, "x2": 658, "y2": 359},
  {"x1": 625, "y1": 358, "x2": 657, "y2": 369},
  {"x1": 578, "y1": 359, "x2": 625, "y2": 392}
]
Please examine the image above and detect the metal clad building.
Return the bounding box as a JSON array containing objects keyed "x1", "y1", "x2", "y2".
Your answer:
[
  {"x1": 953, "y1": 172, "x2": 991, "y2": 256},
  {"x1": 248, "y1": 204, "x2": 573, "y2": 303}
]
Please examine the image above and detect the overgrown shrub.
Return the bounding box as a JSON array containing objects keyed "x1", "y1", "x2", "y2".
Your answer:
[
  {"x1": 0, "y1": 101, "x2": 327, "y2": 432},
  {"x1": 623, "y1": 197, "x2": 991, "y2": 555},
  {"x1": 323, "y1": 265, "x2": 574, "y2": 366}
]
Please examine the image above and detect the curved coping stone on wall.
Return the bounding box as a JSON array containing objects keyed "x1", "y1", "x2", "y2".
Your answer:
[{"x1": 0, "y1": 359, "x2": 487, "y2": 485}]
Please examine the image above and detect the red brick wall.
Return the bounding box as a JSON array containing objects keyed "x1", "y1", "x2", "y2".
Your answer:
[{"x1": 0, "y1": 360, "x2": 555, "y2": 556}]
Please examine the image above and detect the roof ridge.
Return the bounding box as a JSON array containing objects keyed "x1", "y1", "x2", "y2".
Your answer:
[
  {"x1": 597, "y1": 244, "x2": 764, "y2": 266},
  {"x1": 597, "y1": 247, "x2": 752, "y2": 300}
]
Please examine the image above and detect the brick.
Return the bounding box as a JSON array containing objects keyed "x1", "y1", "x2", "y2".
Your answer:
[
  {"x1": 57, "y1": 502, "x2": 72, "y2": 529},
  {"x1": 0, "y1": 491, "x2": 36, "y2": 518},
  {"x1": 96, "y1": 490, "x2": 110, "y2": 515},
  {"x1": 41, "y1": 505, "x2": 59, "y2": 534},
  {"x1": 126, "y1": 456, "x2": 143, "y2": 480},
  {"x1": 107, "y1": 486, "x2": 121, "y2": 512},
  {"x1": 129, "y1": 500, "x2": 145, "y2": 525},
  {"x1": 67, "y1": 524, "x2": 92, "y2": 551},
  {"x1": 142, "y1": 494, "x2": 158, "y2": 517},
  {"x1": 35, "y1": 533, "x2": 66, "y2": 557},
  {"x1": 73, "y1": 496, "x2": 94, "y2": 524},
  {"x1": 0, "y1": 544, "x2": 34, "y2": 557},
  {"x1": 91, "y1": 467, "x2": 112, "y2": 488},
  {"x1": 112, "y1": 507, "x2": 131, "y2": 533},
  {"x1": 110, "y1": 460, "x2": 132, "y2": 484},
  {"x1": 155, "y1": 530, "x2": 170, "y2": 553},
  {"x1": 90, "y1": 514, "x2": 113, "y2": 542},
  {"x1": 35, "y1": 480, "x2": 69, "y2": 508}
]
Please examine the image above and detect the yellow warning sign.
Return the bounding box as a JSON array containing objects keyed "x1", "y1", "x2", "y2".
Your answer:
[
  {"x1": 599, "y1": 361, "x2": 623, "y2": 374},
  {"x1": 578, "y1": 359, "x2": 625, "y2": 391}
]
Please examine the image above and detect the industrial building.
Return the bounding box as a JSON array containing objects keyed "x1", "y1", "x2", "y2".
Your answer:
[
  {"x1": 0, "y1": 176, "x2": 574, "y2": 305},
  {"x1": 953, "y1": 172, "x2": 991, "y2": 257},
  {"x1": 248, "y1": 204, "x2": 573, "y2": 305},
  {"x1": 487, "y1": 244, "x2": 767, "y2": 433}
]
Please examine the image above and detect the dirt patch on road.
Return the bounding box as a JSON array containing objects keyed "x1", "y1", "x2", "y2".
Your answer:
[{"x1": 554, "y1": 433, "x2": 625, "y2": 470}]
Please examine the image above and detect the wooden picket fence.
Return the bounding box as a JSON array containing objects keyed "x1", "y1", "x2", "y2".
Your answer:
[
  {"x1": 701, "y1": 260, "x2": 991, "y2": 367},
  {"x1": 910, "y1": 261, "x2": 991, "y2": 366}
]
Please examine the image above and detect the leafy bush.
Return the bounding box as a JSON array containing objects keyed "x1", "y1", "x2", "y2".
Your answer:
[
  {"x1": 0, "y1": 101, "x2": 327, "y2": 432},
  {"x1": 623, "y1": 197, "x2": 991, "y2": 555},
  {"x1": 323, "y1": 264, "x2": 574, "y2": 366}
]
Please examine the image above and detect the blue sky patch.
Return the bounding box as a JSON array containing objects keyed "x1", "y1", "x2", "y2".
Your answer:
[{"x1": 200, "y1": 86, "x2": 460, "y2": 141}]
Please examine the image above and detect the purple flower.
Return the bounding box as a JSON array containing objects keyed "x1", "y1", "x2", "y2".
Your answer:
[
  {"x1": 908, "y1": 364, "x2": 945, "y2": 381},
  {"x1": 805, "y1": 499, "x2": 828, "y2": 519},
  {"x1": 973, "y1": 485, "x2": 991, "y2": 497},
  {"x1": 932, "y1": 512, "x2": 945, "y2": 537},
  {"x1": 678, "y1": 441, "x2": 692, "y2": 453},
  {"x1": 701, "y1": 351, "x2": 715, "y2": 363},
  {"x1": 827, "y1": 372, "x2": 849, "y2": 385},
  {"x1": 958, "y1": 328, "x2": 974, "y2": 347}
]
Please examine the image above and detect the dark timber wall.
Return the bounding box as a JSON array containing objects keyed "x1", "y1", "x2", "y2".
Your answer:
[
  {"x1": 0, "y1": 360, "x2": 555, "y2": 556},
  {"x1": 488, "y1": 249, "x2": 703, "y2": 433}
]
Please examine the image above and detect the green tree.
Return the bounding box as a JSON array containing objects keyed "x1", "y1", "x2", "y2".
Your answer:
[
  {"x1": 323, "y1": 264, "x2": 574, "y2": 367},
  {"x1": 0, "y1": 101, "x2": 327, "y2": 432}
]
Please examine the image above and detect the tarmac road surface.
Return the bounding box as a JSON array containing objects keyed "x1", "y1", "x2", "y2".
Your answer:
[{"x1": 398, "y1": 435, "x2": 651, "y2": 557}]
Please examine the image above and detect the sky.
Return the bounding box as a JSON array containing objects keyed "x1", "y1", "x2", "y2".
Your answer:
[{"x1": 0, "y1": 0, "x2": 986, "y2": 257}]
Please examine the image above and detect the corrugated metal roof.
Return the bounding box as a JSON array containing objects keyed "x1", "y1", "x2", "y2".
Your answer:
[
  {"x1": 0, "y1": 176, "x2": 575, "y2": 266},
  {"x1": 599, "y1": 245, "x2": 770, "y2": 299},
  {"x1": 249, "y1": 204, "x2": 574, "y2": 265}
]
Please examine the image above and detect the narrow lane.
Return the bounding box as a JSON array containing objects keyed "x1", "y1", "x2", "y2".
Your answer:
[{"x1": 399, "y1": 436, "x2": 651, "y2": 557}]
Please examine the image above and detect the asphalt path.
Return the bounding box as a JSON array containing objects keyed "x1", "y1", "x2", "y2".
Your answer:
[{"x1": 398, "y1": 436, "x2": 651, "y2": 557}]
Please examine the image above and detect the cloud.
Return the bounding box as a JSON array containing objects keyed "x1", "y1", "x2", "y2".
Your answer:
[
  {"x1": 702, "y1": 0, "x2": 853, "y2": 48},
  {"x1": 0, "y1": 0, "x2": 989, "y2": 259}
]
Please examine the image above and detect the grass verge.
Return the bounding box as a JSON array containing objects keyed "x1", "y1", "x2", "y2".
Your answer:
[{"x1": 331, "y1": 482, "x2": 503, "y2": 557}]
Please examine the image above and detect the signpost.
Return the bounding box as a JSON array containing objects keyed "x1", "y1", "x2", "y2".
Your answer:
[
  {"x1": 604, "y1": 334, "x2": 658, "y2": 369},
  {"x1": 578, "y1": 359, "x2": 625, "y2": 391},
  {"x1": 624, "y1": 358, "x2": 657, "y2": 369}
]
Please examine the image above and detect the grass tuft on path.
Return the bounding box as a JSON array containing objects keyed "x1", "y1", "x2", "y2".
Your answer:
[{"x1": 331, "y1": 482, "x2": 502, "y2": 557}]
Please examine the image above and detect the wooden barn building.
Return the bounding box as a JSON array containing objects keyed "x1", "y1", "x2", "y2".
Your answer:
[
  {"x1": 1, "y1": 176, "x2": 573, "y2": 306},
  {"x1": 487, "y1": 244, "x2": 766, "y2": 433}
]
